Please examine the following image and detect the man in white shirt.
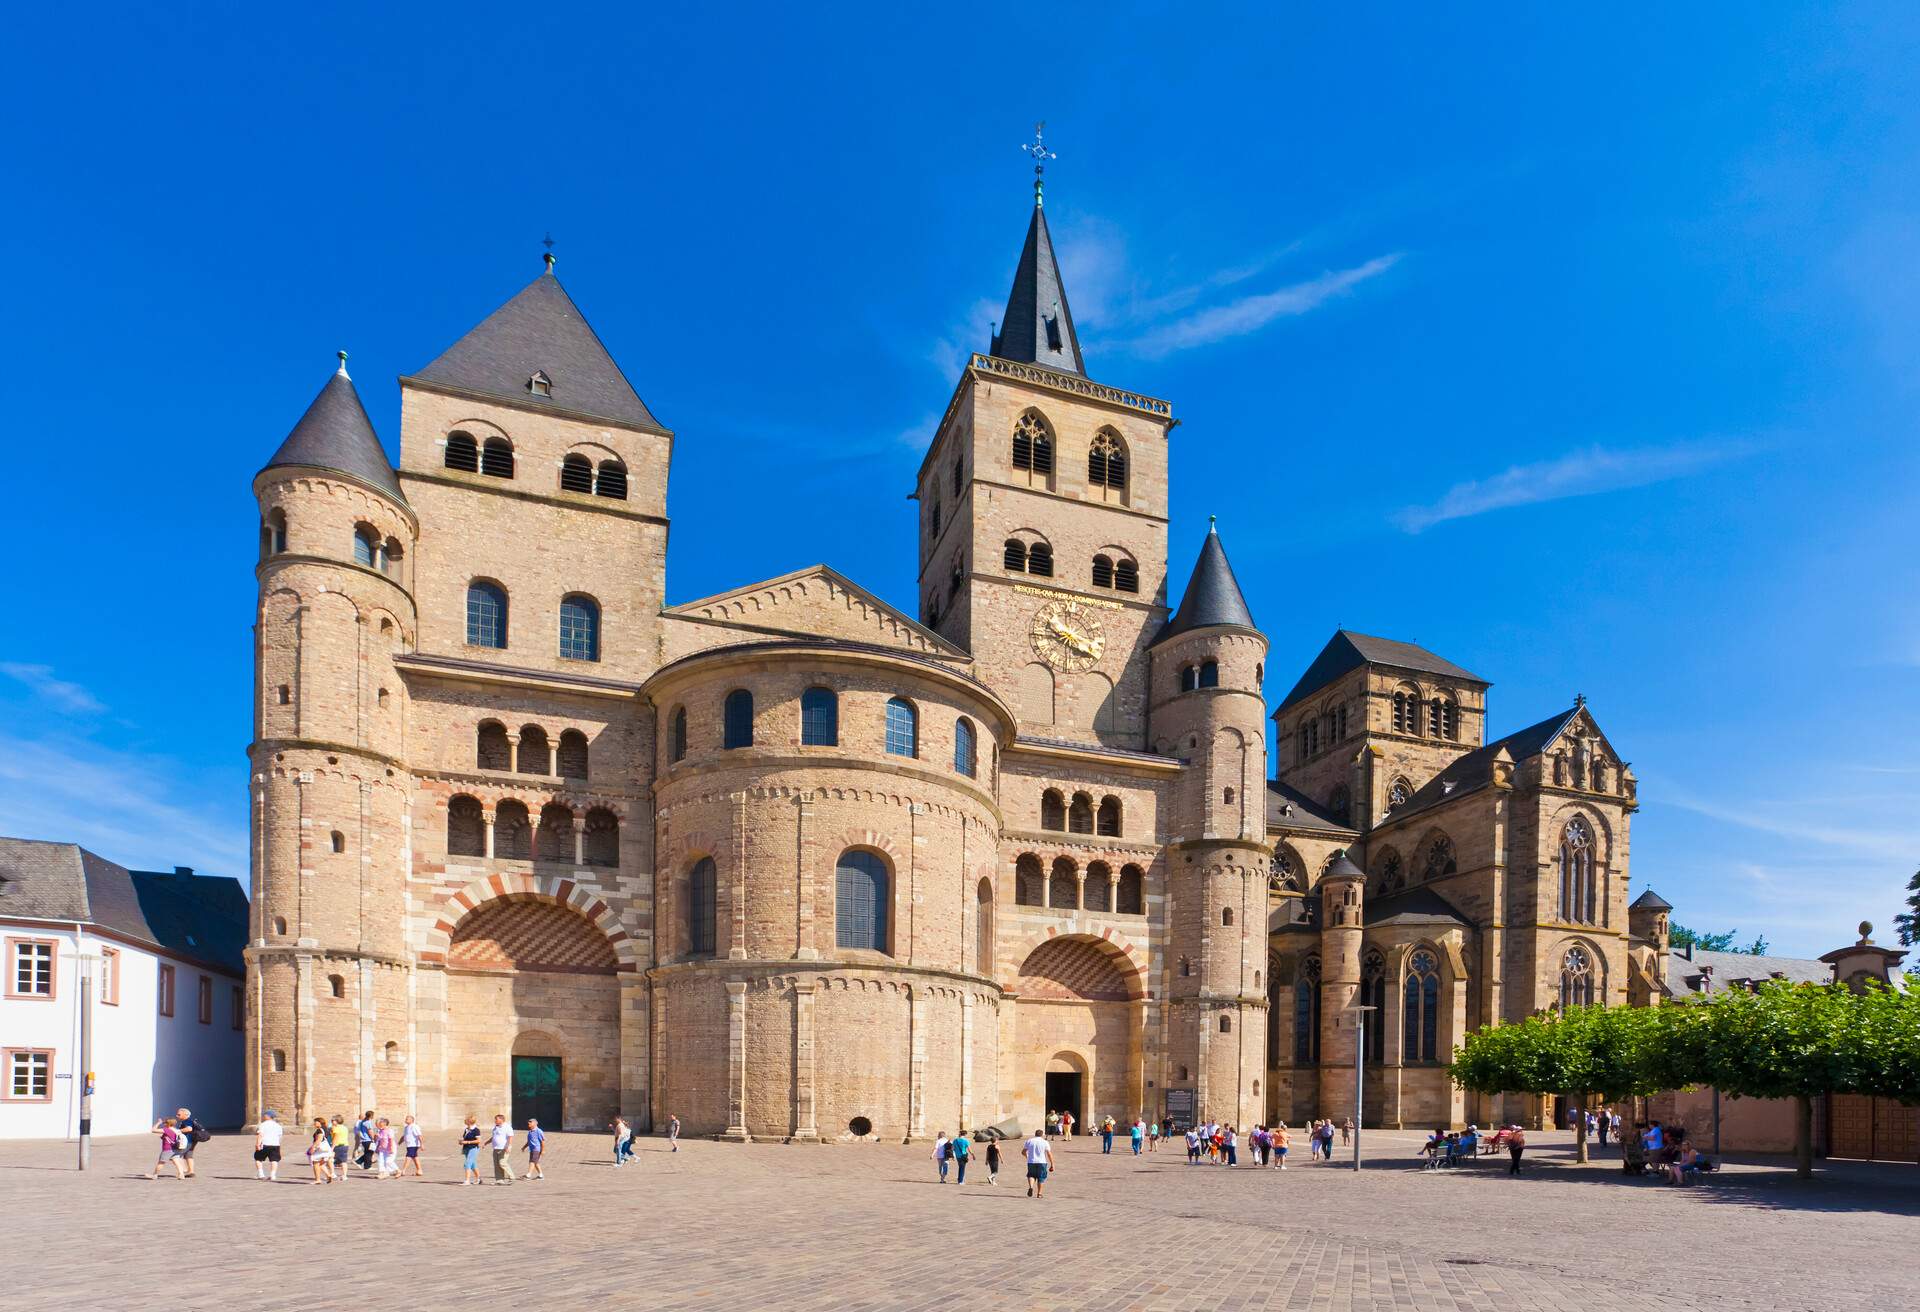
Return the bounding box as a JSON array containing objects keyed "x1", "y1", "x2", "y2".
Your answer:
[
  {"x1": 1022, "y1": 1129, "x2": 1055, "y2": 1198},
  {"x1": 253, "y1": 1111, "x2": 284, "y2": 1182},
  {"x1": 490, "y1": 1114, "x2": 517, "y2": 1185}
]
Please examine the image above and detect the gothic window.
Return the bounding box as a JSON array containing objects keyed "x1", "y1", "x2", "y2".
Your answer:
[
  {"x1": 1117, "y1": 864, "x2": 1145, "y2": 914},
  {"x1": 1011, "y1": 412, "x2": 1053, "y2": 481},
  {"x1": 595, "y1": 460, "x2": 628, "y2": 500},
  {"x1": 1377, "y1": 848, "x2": 1403, "y2": 894},
  {"x1": 353, "y1": 526, "x2": 378, "y2": 568},
  {"x1": 584, "y1": 808, "x2": 619, "y2": 866},
  {"x1": 1003, "y1": 539, "x2": 1028, "y2": 572},
  {"x1": 557, "y1": 729, "x2": 589, "y2": 780},
  {"x1": 1269, "y1": 850, "x2": 1299, "y2": 892},
  {"x1": 949, "y1": 558, "x2": 963, "y2": 595},
  {"x1": 1329, "y1": 785, "x2": 1351, "y2": 826},
  {"x1": 1441, "y1": 699, "x2": 1458, "y2": 740},
  {"x1": 466, "y1": 581, "x2": 507, "y2": 648},
  {"x1": 930, "y1": 497, "x2": 941, "y2": 537},
  {"x1": 481, "y1": 437, "x2": 515, "y2": 479},
  {"x1": 1027, "y1": 542, "x2": 1053, "y2": 578},
  {"x1": 1404, "y1": 949, "x2": 1440, "y2": 1061},
  {"x1": 559, "y1": 594, "x2": 600, "y2": 662},
  {"x1": 884, "y1": 697, "x2": 918, "y2": 757},
  {"x1": 1096, "y1": 795, "x2": 1121, "y2": 837},
  {"x1": 1337, "y1": 704, "x2": 1348, "y2": 741},
  {"x1": 976, "y1": 878, "x2": 993, "y2": 973},
  {"x1": 560, "y1": 453, "x2": 594, "y2": 493},
  {"x1": 1015, "y1": 854, "x2": 1044, "y2": 906},
  {"x1": 687, "y1": 857, "x2": 717, "y2": 956},
  {"x1": 1559, "y1": 945, "x2": 1595, "y2": 1009},
  {"x1": 669, "y1": 707, "x2": 688, "y2": 763},
  {"x1": 1084, "y1": 861, "x2": 1112, "y2": 912},
  {"x1": 1115, "y1": 558, "x2": 1139, "y2": 593},
  {"x1": 1092, "y1": 554, "x2": 1114, "y2": 589},
  {"x1": 1560, "y1": 818, "x2": 1596, "y2": 924},
  {"x1": 836, "y1": 851, "x2": 891, "y2": 953},
  {"x1": 1048, "y1": 857, "x2": 1079, "y2": 910},
  {"x1": 801, "y1": 687, "x2": 838, "y2": 746},
  {"x1": 1427, "y1": 698, "x2": 1444, "y2": 736},
  {"x1": 951, "y1": 459, "x2": 963, "y2": 497},
  {"x1": 1040, "y1": 789, "x2": 1065, "y2": 831},
  {"x1": 476, "y1": 721, "x2": 511, "y2": 771},
  {"x1": 954, "y1": 717, "x2": 978, "y2": 777},
  {"x1": 1392, "y1": 691, "x2": 1408, "y2": 733},
  {"x1": 516, "y1": 725, "x2": 550, "y2": 775},
  {"x1": 494, "y1": 800, "x2": 531, "y2": 860},
  {"x1": 1067, "y1": 792, "x2": 1094, "y2": 834},
  {"x1": 444, "y1": 431, "x2": 479, "y2": 472},
  {"x1": 1361, "y1": 953, "x2": 1387, "y2": 1061},
  {"x1": 1088, "y1": 428, "x2": 1127, "y2": 496},
  {"x1": 723, "y1": 690, "x2": 754, "y2": 749},
  {"x1": 1387, "y1": 777, "x2": 1412, "y2": 811},
  {"x1": 926, "y1": 594, "x2": 942, "y2": 629},
  {"x1": 1423, "y1": 835, "x2": 1457, "y2": 880},
  {"x1": 1198, "y1": 661, "x2": 1219, "y2": 688},
  {"x1": 1181, "y1": 666, "x2": 1199, "y2": 693},
  {"x1": 1294, "y1": 956, "x2": 1322, "y2": 1064}
]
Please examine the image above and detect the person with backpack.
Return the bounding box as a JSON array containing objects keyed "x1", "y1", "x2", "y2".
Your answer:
[
  {"x1": 950, "y1": 1129, "x2": 972, "y2": 1184},
  {"x1": 933, "y1": 1130, "x2": 952, "y2": 1182},
  {"x1": 165, "y1": 1106, "x2": 206, "y2": 1178},
  {"x1": 143, "y1": 1116, "x2": 188, "y2": 1180},
  {"x1": 984, "y1": 1136, "x2": 1001, "y2": 1185}
]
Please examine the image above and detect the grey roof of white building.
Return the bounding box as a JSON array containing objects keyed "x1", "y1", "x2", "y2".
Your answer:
[{"x1": 1664, "y1": 946, "x2": 1831, "y2": 995}]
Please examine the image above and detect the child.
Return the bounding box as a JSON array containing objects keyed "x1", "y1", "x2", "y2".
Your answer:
[
  {"x1": 143, "y1": 1117, "x2": 187, "y2": 1180},
  {"x1": 375, "y1": 1118, "x2": 397, "y2": 1177}
]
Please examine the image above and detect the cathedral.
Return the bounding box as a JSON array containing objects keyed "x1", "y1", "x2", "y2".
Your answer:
[{"x1": 245, "y1": 176, "x2": 1660, "y2": 1139}]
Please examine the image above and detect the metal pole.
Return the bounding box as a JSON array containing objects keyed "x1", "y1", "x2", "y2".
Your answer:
[
  {"x1": 78, "y1": 961, "x2": 93, "y2": 1171},
  {"x1": 1354, "y1": 1010, "x2": 1364, "y2": 1171}
]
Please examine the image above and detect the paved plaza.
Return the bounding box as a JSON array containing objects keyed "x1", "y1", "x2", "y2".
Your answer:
[{"x1": 4, "y1": 1128, "x2": 1914, "y2": 1310}]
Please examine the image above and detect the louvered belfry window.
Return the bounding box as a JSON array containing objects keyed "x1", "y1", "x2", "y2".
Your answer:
[
  {"x1": 1088, "y1": 429, "x2": 1126, "y2": 492},
  {"x1": 560, "y1": 454, "x2": 594, "y2": 493},
  {"x1": 1091, "y1": 555, "x2": 1114, "y2": 589},
  {"x1": 1115, "y1": 559, "x2": 1139, "y2": 593},
  {"x1": 1027, "y1": 543, "x2": 1053, "y2": 577},
  {"x1": 595, "y1": 461, "x2": 628, "y2": 500},
  {"x1": 444, "y1": 431, "x2": 479, "y2": 472}
]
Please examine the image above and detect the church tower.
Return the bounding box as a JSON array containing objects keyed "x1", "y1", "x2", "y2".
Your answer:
[
  {"x1": 1149, "y1": 525, "x2": 1271, "y2": 1126},
  {"x1": 248, "y1": 355, "x2": 418, "y2": 1125},
  {"x1": 913, "y1": 165, "x2": 1174, "y2": 748}
]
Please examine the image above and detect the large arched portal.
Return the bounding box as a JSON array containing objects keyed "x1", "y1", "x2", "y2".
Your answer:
[
  {"x1": 1011, "y1": 934, "x2": 1143, "y2": 1134},
  {"x1": 444, "y1": 896, "x2": 621, "y2": 1131}
]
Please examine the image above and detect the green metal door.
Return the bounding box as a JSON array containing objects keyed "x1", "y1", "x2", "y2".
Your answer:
[{"x1": 511, "y1": 1056, "x2": 563, "y2": 1130}]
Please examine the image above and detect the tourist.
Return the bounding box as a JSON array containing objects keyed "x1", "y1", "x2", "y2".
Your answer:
[
  {"x1": 375, "y1": 1118, "x2": 397, "y2": 1178},
  {"x1": 401, "y1": 1115, "x2": 424, "y2": 1176},
  {"x1": 143, "y1": 1116, "x2": 188, "y2": 1181},
  {"x1": 1023, "y1": 1128, "x2": 1055, "y2": 1198},
  {"x1": 524, "y1": 1118, "x2": 546, "y2": 1180},
  {"x1": 1100, "y1": 1115, "x2": 1115, "y2": 1154},
  {"x1": 1597, "y1": 1108, "x2": 1611, "y2": 1149},
  {"x1": 1643, "y1": 1120, "x2": 1665, "y2": 1160},
  {"x1": 984, "y1": 1135, "x2": 1001, "y2": 1185},
  {"x1": 170, "y1": 1107, "x2": 203, "y2": 1178},
  {"x1": 951, "y1": 1129, "x2": 971, "y2": 1184},
  {"x1": 1147, "y1": 1120, "x2": 1159, "y2": 1152},
  {"x1": 668, "y1": 1113, "x2": 680, "y2": 1151},
  {"x1": 1251, "y1": 1124, "x2": 1267, "y2": 1165},
  {"x1": 1185, "y1": 1125, "x2": 1201, "y2": 1164},
  {"x1": 613, "y1": 1116, "x2": 633, "y2": 1166},
  {"x1": 329, "y1": 1115, "x2": 351, "y2": 1182},
  {"x1": 1341, "y1": 1117, "x2": 1352, "y2": 1147},
  {"x1": 489, "y1": 1114, "x2": 516, "y2": 1184},
  {"x1": 1508, "y1": 1123, "x2": 1527, "y2": 1175},
  {"x1": 308, "y1": 1118, "x2": 334, "y2": 1184},
  {"x1": 459, "y1": 1115, "x2": 483, "y2": 1185},
  {"x1": 1046, "y1": 1109, "x2": 1060, "y2": 1139},
  {"x1": 1130, "y1": 1118, "x2": 1144, "y2": 1156},
  {"x1": 356, "y1": 1109, "x2": 377, "y2": 1171},
  {"x1": 1610, "y1": 1110, "x2": 1623, "y2": 1145},
  {"x1": 254, "y1": 1110, "x2": 283, "y2": 1181},
  {"x1": 1061, "y1": 1110, "x2": 1075, "y2": 1141},
  {"x1": 934, "y1": 1130, "x2": 952, "y2": 1182},
  {"x1": 1224, "y1": 1123, "x2": 1239, "y2": 1166},
  {"x1": 1274, "y1": 1121, "x2": 1290, "y2": 1169}
]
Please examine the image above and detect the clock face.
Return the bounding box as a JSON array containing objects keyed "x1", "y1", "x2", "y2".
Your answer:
[{"x1": 1028, "y1": 599, "x2": 1106, "y2": 672}]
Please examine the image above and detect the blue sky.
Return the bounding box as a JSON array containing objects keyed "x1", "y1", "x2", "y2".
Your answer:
[{"x1": 2, "y1": 4, "x2": 1915, "y2": 957}]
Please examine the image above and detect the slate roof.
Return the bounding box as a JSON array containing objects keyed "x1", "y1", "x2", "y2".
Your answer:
[
  {"x1": 1381, "y1": 706, "x2": 1580, "y2": 826},
  {"x1": 1365, "y1": 885, "x2": 1475, "y2": 930},
  {"x1": 261, "y1": 362, "x2": 404, "y2": 501},
  {"x1": 1265, "y1": 780, "x2": 1357, "y2": 835},
  {"x1": 989, "y1": 202, "x2": 1085, "y2": 377},
  {"x1": 0, "y1": 837, "x2": 248, "y2": 976},
  {"x1": 1630, "y1": 889, "x2": 1673, "y2": 912},
  {"x1": 1156, "y1": 525, "x2": 1257, "y2": 643},
  {"x1": 412, "y1": 269, "x2": 668, "y2": 434},
  {"x1": 1276, "y1": 630, "x2": 1486, "y2": 713},
  {"x1": 1664, "y1": 947, "x2": 1830, "y2": 996}
]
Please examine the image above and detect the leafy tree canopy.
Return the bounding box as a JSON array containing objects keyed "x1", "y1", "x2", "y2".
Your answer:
[{"x1": 1671, "y1": 924, "x2": 1770, "y2": 955}]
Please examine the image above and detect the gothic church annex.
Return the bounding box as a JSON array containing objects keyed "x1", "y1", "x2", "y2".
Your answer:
[{"x1": 247, "y1": 181, "x2": 1663, "y2": 1138}]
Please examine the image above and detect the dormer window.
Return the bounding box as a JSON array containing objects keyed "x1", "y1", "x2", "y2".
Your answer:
[{"x1": 527, "y1": 370, "x2": 552, "y2": 397}]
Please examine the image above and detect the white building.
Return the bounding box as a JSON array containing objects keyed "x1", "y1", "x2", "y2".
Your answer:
[{"x1": 1, "y1": 838, "x2": 248, "y2": 1139}]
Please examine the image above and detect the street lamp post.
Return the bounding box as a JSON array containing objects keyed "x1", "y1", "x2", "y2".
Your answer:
[
  {"x1": 77, "y1": 952, "x2": 97, "y2": 1171},
  {"x1": 1353, "y1": 1004, "x2": 1377, "y2": 1171}
]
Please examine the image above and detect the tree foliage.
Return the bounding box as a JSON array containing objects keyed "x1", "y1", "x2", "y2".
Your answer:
[
  {"x1": 1895, "y1": 869, "x2": 1920, "y2": 948},
  {"x1": 1670, "y1": 924, "x2": 1770, "y2": 955}
]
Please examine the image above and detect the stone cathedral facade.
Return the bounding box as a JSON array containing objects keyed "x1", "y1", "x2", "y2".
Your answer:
[{"x1": 245, "y1": 184, "x2": 1659, "y2": 1138}]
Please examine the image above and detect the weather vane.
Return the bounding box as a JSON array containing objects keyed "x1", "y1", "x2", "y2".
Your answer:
[{"x1": 1020, "y1": 121, "x2": 1057, "y2": 207}]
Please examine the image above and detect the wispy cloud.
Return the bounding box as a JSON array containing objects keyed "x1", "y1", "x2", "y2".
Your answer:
[
  {"x1": 1115, "y1": 254, "x2": 1403, "y2": 359},
  {"x1": 927, "y1": 297, "x2": 1000, "y2": 376},
  {"x1": 1393, "y1": 440, "x2": 1752, "y2": 533},
  {"x1": 0, "y1": 662, "x2": 104, "y2": 714},
  {"x1": 1654, "y1": 791, "x2": 1915, "y2": 866}
]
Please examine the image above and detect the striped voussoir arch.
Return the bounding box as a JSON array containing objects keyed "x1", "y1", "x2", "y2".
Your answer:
[
  {"x1": 422, "y1": 873, "x2": 638, "y2": 972},
  {"x1": 1015, "y1": 928, "x2": 1146, "y2": 1002}
]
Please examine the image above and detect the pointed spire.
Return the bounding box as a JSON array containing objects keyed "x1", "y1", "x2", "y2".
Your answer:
[
  {"x1": 989, "y1": 197, "x2": 1085, "y2": 377},
  {"x1": 1156, "y1": 520, "x2": 1258, "y2": 643},
  {"x1": 261, "y1": 356, "x2": 403, "y2": 502}
]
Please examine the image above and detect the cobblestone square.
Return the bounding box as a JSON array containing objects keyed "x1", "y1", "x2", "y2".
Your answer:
[{"x1": 4, "y1": 1129, "x2": 1914, "y2": 1310}]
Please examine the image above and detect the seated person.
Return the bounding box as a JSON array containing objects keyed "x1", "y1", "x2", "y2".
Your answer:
[
  {"x1": 1455, "y1": 1128, "x2": 1479, "y2": 1158},
  {"x1": 1669, "y1": 1143, "x2": 1699, "y2": 1185}
]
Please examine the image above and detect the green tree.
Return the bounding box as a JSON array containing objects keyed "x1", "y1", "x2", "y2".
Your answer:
[
  {"x1": 1852, "y1": 980, "x2": 1920, "y2": 1105},
  {"x1": 1894, "y1": 869, "x2": 1920, "y2": 947},
  {"x1": 1671, "y1": 924, "x2": 1768, "y2": 955}
]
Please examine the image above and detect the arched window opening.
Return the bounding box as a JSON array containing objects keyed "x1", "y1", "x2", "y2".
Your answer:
[
  {"x1": 1040, "y1": 789, "x2": 1065, "y2": 831},
  {"x1": 884, "y1": 697, "x2": 918, "y2": 757},
  {"x1": 801, "y1": 687, "x2": 838, "y2": 746},
  {"x1": 1361, "y1": 953, "x2": 1387, "y2": 1062},
  {"x1": 1026, "y1": 542, "x2": 1053, "y2": 577},
  {"x1": 353, "y1": 525, "x2": 378, "y2": 568},
  {"x1": 1091, "y1": 554, "x2": 1114, "y2": 589},
  {"x1": 1422, "y1": 834, "x2": 1457, "y2": 881},
  {"x1": 466, "y1": 581, "x2": 507, "y2": 649},
  {"x1": 583, "y1": 807, "x2": 619, "y2": 867},
  {"x1": 1294, "y1": 956, "x2": 1322, "y2": 1064},
  {"x1": 953, "y1": 717, "x2": 977, "y2": 777},
  {"x1": 559, "y1": 594, "x2": 600, "y2": 662},
  {"x1": 272, "y1": 916, "x2": 288, "y2": 936},
  {"x1": 1114, "y1": 559, "x2": 1139, "y2": 593},
  {"x1": 1011, "y1": 412, "x2": 1053, "y2": 481},
  {"x1": 1084, "y1": 861, "x2": 1112, "y2": 912},
  {"x1": 723, "y1": 690, "x2": 754, "y2": 749},
  {"x1": 271, "y1": 1049, "x2": 287, "y2": 1073},
  {"x1": 1269, "y1": 850, "x2": 1300, "y2": 892},
  {"x1": 1377, "y1": 847, "x2": 1404, "y2": 894},
  {"x1": 1219, "y1": 1014, "x2": 1232, "y2": 1034},
  {"x1": 329, "y1": 829, "x2": 345, "y2": 854},
  {"x1": 1067, "y1": 792, "x2": 1094, "y2": 834},
  {"x1": 1560, "y1": 818, "x2": 1595, "y2": 924},
  {"x1": 1003, "y1": 539, "x2": 1027, "y2": 572},
  {"x1": 595, "y1": 460, "x2": 628, "y2": 500},
  {"x1": 444, "y1": 431, "x2": 479, "y2": 472},
  {"x1": 1441, "y1": 700, "x2": 1458, "y2": 740},
  {"x1": 494, "y1": 800, "x2": 531, "y2": 859},
  {"x1": 1221, "y1": 906, "x2": 1234, "y2": 927},
  {"x1": 1329, "y1": 784, "x2": 1351, "y2": 826},
  {"x1": 687, "y1": 857, "x2": 717, "y2": 957},
  {"x1": 1179, "y1": 958, "x2": 1193, "y2": 978},
  {"x1": 557, "y1": 729, "x2": 589, "y2": 780},
  {"x1": 1392, "y1": 691, "x2": 1411, "y2": 734},
  {"x1": 1088, "y1": 428, "x2": 1127, "y2": 495},
  {"x1": 264, "y1": 509, "x2": 288, "y2": 556},
  {"x1": 1049, "y1": 857, "x2": 1079, "y2": 910},
  {"x1": 1181, "y1": 665, "x2": 1199, "y2": 693},
  {"x1": 836, "y1": 850, "x2": 890, "y2": 953},
  {"x1": 536, "y1": 802, "x2": 574, "y2": 863},
  {"x1": 481, "y1": 436, "x2": 515, "y2": 479},
  {"x1": 1198, "y1": 661, "x2": 1219, "y2": 688},
  {"x1": 1015, "y1": 854, "x2": 1044, "y2": 906},
  {"x1": 328, "y1": 974, "x2": 345, "y2": 999},
  {"x1": 669, "y1": 707, "x2": 688, "y2": 763},
  {"x1": 1117, "y1": 864, "x2": 1144, "y2": 915},
  {"x1": 1403, "y1": 949, "x2": 1440, "y2": 1061},
  {"x1": 517, "y1": 725, "x2": 551, "y2": 775},
  {"x1": 930, "y1": 497, "x2": 941, "y2": 538},
  {"x1": 560, "y1": 453, "x2": 594, "y2": 493},
  {"x1": 447, "y1": 795, "x2": 485, "y2": 857},
  {"x1": 1560, "y1": 945, "x2": 1596, "y2": 1009},
  {"x1": 976, "y1": 878, "x2": 994, "y2": 974},
  {"x1": 951, "y1": 459, "x2": 963, "y2": 496},
  {"x1": 1096, "y1": 795, "x2": 1121, "y2": 837},
  {"x1": 1427, "y1": 697, "x2": 1447, "y2": 737}
]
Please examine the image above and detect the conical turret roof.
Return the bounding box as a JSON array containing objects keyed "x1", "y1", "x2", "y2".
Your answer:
[
  {"x1": 261, "y1": 358, "x2": 403, "y2": 502},
  {"x1": 1324, "y1": 850, "x2": 1365, "y2": 882},
  {"x1": 1156, "y1": 522, "x2": 1257, "y2": 643},
  {"x1": 1630, "y1": 889, "x2": 1672, "y2": 912},
  {"x1": 989, "y1": 202, "x2": 1085, "y2": 377},
  {"x1": 413, "y1": 266, "x2": 667, "y2": 434}
]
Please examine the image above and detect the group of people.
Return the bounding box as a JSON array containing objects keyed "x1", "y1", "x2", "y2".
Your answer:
[
  {"x1": 1627, "y1": 1119, "x2": 1713, "y2": 1184},
  {"x1": 931, "y1": 1129, "x2": 1058, "y2": 1196},
  {"x1": 1421, "y1": 1123, "x2": 1528, "y2": 1172},
  {"x1": 1566, "y1": 1105, "x2": 1623, "y2": 1147},
  {"x1": 612, "y1": 1114, "x2": 680, "y2": 1165}
]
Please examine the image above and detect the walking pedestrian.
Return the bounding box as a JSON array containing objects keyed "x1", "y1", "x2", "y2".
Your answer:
[
  {"x1": 1101, "y1": 1116, "x2": 1115, "y2": 1154},
  {"x1": 951, "y1": 1129, "x2": 971, "y2": 1184},
  {"x1": 1061, "y1": 1110, "x2": 1075, "y2": 1141},
  {"x1": 1046, "y1": 1109, "x2": 1060, "y2": 1139},
  {"x1": 308, "y1": 1118, "x2": 334, "y2": 1184},
  {"x1": 1597, "y1": 1110, "x2": 1611, "y2": 1149},
  {"x1": 1130, "y1": 1118, "x2": 1144, "y2": 1156},
  {"x1": 1274, "y1": 1121, "x2": 1290, "y2": 1169},
  {"x1": 1225, "y1": 1124, "x2": 1239, "y2": 1166},
  {"x1": 400, "y1": 1115, "x2": 424, "y2": 1176},
  {"x1": 668, "y1": 1113, "x2": 680, "y2": 1151},
  {"x1": 489, "y1": 1114, "x2": 517, "y2": 1184},
  {"x1": 1341, "y1": 1117, "x2": 1353, "y2": 1147},
  {"x1": 613, "y1": 1116, "x2": 632, "y2": 1166},
  {"x1": 934, "y1": 1130, "x2": 951, "y2": 1182},
  {"x1": 143, "y1": 1116, "x2": 187, "y2": 1180},
  {"x1": 1147, "y1": 1120, "x2": 1159, "y2": 1152},
  {"x1": 253, "y1": 1110, "x2": 284, "y2": 1181},
  {"x1": 375, "y1": 1118, "x2": 397, "y2": 1177},
  {"x1": 355, "y1": 1109, "x2": 377, "y2": 1171},
  {"x1": 985, "y1": 1136, "x2": 1001, "y2": 1185},
  {"x1": 524, "y1": 1119, "x2": 546, "y2": 1180},
  {"x1": 1508, "y1": 1124, "x2": 1527, "y2": 1175},
  {"x1": 459, "y1": 1115, "x2": 483, "y2": 1185},
  {"x1": 170, "y1": 1107, "x2": 204, "y2": 1178},
  {"x1": 1023, "y1": 1128, "x2": 1055, "y2": 1198},
  {"x1": 329, "y1": 1115, "x2": 352, "y2": 1182},
  {"x1": 1185, "y1": 1126, "x2": 1200, "y2": 1164}
]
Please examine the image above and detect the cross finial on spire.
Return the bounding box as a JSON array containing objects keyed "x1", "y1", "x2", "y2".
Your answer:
[
  {"x1": 542, "y1": 232, "x2": 555, "y2": 272},
  {"x1": 1575, "y1": 692, "x2": 1587, "y2": 707},
  {"x1": 1020, "y1": 121, "x2": 1057, "y2": 208}
]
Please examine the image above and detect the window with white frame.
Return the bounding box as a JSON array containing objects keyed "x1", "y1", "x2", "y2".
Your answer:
[
  {"x1": 7, "y1": 938, "x2": 54, "y2": 998},
  {"x1": 100, "y1": 947, "x2": 120, "y2": 1005}
]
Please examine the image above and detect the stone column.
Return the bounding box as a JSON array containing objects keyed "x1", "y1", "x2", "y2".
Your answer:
[
  {"x1": 649, "y1": 989, "x2": 668, "y2": 1134},
  {"x1": 294, "y1": 951, "x2": 316, "y2": 1125},
  {"x1": 730, "y1": 792, "x2": 748, "y2": 960},
  {"x1": 722, "y1": 980, "x2": 750, "y2": 1141},
  {"x1": 547, "y1": 741, "x2": 558, "y2": 775},
  {"x1": 621, "y1": 976, "x2": 650, "y2": 1130},
  {"x1": 573, "y1": 817, "x2": 585, "y2": 866},
  {"x1": 1043, "y1": 868, "x2": 1053, "y2": 909},
  {"x1": 792, "y1": 982, "x2": 819, "y2": 1142},
  {"x1": 483, "y1": 812, "x2": 496, "y2": 860},
  {"x1": 505, "y1": 731, "x2": 520, "y2": 773},
  {"x1": 1128, "y1": 996, "x2": 1149, "y2": 1120},
  {"x1": 794, "y1": 794, "x2": 818, "y2": 959},
  {"x1": 958, "y1": 990, "x2": 973, "y2": 1133},
  {"x1": 1107, "y1": 868, "x2": 1119, "y2": 910},
  {"x1": 907, "y1": 985, "x2": 928, "y2": 1141},
  {"x1": 1075, "y1": 868, "x2": 1087, "y2": 911}
]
